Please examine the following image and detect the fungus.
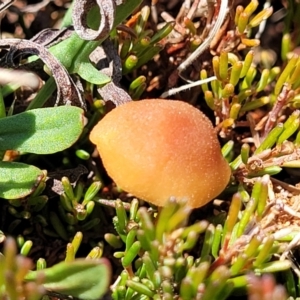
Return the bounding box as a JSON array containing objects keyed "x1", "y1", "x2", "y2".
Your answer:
[{"x1": 90, "y1": 99, "x2": 231, "y2": 208}]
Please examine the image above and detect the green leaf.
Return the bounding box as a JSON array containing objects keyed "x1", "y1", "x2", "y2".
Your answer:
[
  {"x1": 25, "y1": 259, "x2": 111, "y2": 300},
  {"x1": 48, "y1": 34, "x2": 112, "y2": 85},
  {"x1": 49, "y1": 0, "x2": 143, "y2": 84},
  {"x1": 0, "y1": 161, "x2": 44, "y2": 199},
  {"x1": 76, "y1": 60, "x2": 111, "y2": 85},
  {"x1": 0, "y1": 106, "x2": 85, "y2": 154}
]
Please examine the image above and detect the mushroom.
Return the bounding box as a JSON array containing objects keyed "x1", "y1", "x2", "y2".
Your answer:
[{"x1": 90, "y1": 99, "x2": 231, "y2": 208}]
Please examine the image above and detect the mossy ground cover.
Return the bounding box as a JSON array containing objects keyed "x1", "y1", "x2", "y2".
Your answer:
[{"x1": 1, "y1": 1, "x2": 300, "y2": 299}]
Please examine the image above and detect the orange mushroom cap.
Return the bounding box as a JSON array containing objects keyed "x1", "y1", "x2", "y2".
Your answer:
[{"x1": 90, "y1": 99, "x2": 231, "y2": 208}]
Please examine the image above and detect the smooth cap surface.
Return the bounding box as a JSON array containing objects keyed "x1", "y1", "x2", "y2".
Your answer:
[{"x1": 90, "y1": 99, "x2": 231, "y2": 208}]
